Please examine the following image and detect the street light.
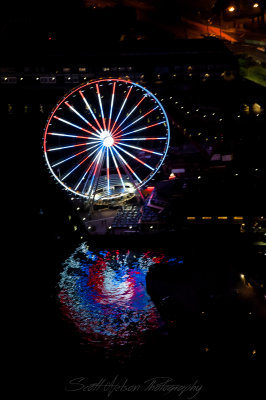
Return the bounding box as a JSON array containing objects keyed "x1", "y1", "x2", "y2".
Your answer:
[
  {"x1": 228, "y1": 6, "x2": 235, "y2": 12},
  {"x1": 253, "y1": 3, "x2": 259, "y2": 7}
]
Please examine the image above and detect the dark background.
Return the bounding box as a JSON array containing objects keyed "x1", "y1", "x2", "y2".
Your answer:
[{"x1": 2, "y1": 1, "x2": 265, "y2": 398}]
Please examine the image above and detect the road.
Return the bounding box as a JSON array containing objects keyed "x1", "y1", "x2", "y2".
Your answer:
[{"x1": 181, "y1": 17, "x2": 238, "y2": 42}]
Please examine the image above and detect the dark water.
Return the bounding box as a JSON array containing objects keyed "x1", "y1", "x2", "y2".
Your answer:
[
  {"x1": 57, "y1": 245, "x2": 175, "y2": 349},
  {"x1": 24, "y1": 228, "x2": 263, "y2": 399}
]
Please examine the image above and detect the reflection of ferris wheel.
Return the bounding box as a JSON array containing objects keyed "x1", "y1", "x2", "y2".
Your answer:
[{"x1": 43, "y1": 78, "x2": 170, "y2": 202}]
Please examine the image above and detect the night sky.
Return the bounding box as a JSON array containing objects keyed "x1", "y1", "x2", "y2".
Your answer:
[{"x1": 0, "y1": 0, "x2": 215, "y2": 42}]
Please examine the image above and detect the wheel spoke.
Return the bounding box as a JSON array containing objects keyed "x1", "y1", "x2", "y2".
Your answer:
[
  {"x1": 85, "y1": 147, "x2": 104, "y2": 197},
  {"x1": 74, "y1": 147, "x2": 103, "y2": 191},
  {"x1": 61, "y1": 145, "x2": 101, "y2": 181},
  {"x1": 112, "y1": 146, "x2": 142, "y2": 183},
  {"x1": 108, "y1": 82, "x2": 116, "y2": 132},
  {"x1": 90, "y1": 147, "x2": 106, "y2": 200},
  {"x1": 113, "y1": 105, "x2": 159, "y2": 136},
  {"x1": 120, "y1": 137, "x2": 167, "y2": 141},
  {"x1": 53, "y1": 115, "x2": 100, "y2": 136},
  {"x1": 47, "y1": 132, "x2": 93, "y2": 140},
  {"x1": 117, "y1": 142, "x2": 163, "y2": 156},
  {"x1": 47, "y1": 141, "x2": 99, "y2": 152},
  {"x1": 79, "y1": 90, "x2": 104, "y2": 132},
  {"x1": 112, "y1": 146, "x2": 144, "y2": 200},
  {"x1": 52, "y1": 143, "x2": 99, "y2": 168},
  {"x1": 112, "y1": 94, "x2": 147, "y2": 136},
  {"x1": 106, "y1": 147, "x2": 110, "y2": 194},
  {"x1": 65, "y1": 101, "x2": 101, "y2": 136},
  {"x1": 109, "y1": 147, "x2": 126, "y2": 190},
  {"x1": 95, "y1": 83, "x2": 107, "y2": 131},
  {"x1": 114, "y1": 121, "x2": 166, "y2": 139},
  {"x1": 115, "y1": 144, "x2": 154, "y2": 171},
  {"x1": 110, "y1": 85, "x2": 133, "y2": 133}
]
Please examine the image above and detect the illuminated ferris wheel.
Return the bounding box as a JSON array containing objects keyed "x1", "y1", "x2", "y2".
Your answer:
[{"x1": 43, "y1": 78, "x2": 170, "y2": 203}]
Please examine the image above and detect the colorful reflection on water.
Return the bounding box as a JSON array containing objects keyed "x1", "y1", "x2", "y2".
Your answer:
[{"x1": 58, "y1": 243, "x2": 179, "y2": 348}]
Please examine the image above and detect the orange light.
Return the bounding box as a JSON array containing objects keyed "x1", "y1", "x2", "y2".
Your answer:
[
  {"x1": 228, "y1": 6, "x2": 235, "y2": 12},
  {"x1": 169, "y1": 172, "x2": 176, "y2": 180},
  {"x1": 187, "y1": 216, "x2": 196, "y2": 220},
  {"x1": 202, "y1": 216, "x2": 212, "y2": 220},
  {"x1": 218, "y1": 216, "x2": 228, "y2": 220},
  {"x1": 253, "y1": 3, "x2": 259, "y2": 8}
]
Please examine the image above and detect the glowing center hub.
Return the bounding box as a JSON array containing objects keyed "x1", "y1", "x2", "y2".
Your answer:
[
  {"x1": 100, "y1": 131, "x2": 114, "y2": 147},
  {"x1": 103, "y1": 136, "x2": 114, "y2": 147}
]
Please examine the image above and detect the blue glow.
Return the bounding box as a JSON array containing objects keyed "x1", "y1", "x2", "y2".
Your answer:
[{"x1": 58, "y1": 244, "x2": 181, "y2": 348}]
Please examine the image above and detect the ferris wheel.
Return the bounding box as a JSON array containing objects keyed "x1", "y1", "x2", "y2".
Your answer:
[{"x1": 43, "y1": 78, "x2": 170, "y2": 202}]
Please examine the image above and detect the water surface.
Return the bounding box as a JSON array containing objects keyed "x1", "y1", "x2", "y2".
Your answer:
[{"x1": 58, "y1": 243, "x2": 179, "y2": 350}]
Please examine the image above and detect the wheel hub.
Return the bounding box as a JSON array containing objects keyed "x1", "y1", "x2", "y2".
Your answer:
[{"x1": 100, "y1": 130, "x2": 114, "y2": 147}]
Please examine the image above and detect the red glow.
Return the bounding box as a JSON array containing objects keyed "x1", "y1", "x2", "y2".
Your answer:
[
  {"x1": 169, "y1": 173, "x2": 176, "y2": 180},
  {"x1": 140, "y1": 148, "x2": 155, "y2": 154},
  {"x1": 135, "y1": 95, "x2": 146, "y2": 108},
  {"x1": 126, "y1": 85, "x2": 133, "y2": 99},
  {"x1": 78, "y1": 153, "x2": 92, "y2": 167},
  {"x1": 93, "y1": 158, "x2": 101, "y2": 176},
  {"x1": 146, "y1": 186, "x2": 154, "y2": 192},
  {"x1": 142, "y1": 137, "x2": 163, "y2": 140},
  {"x1": 125, "y1": 162, "x2": 135, "y2": 175},
  {"x1": 84, "y1": 159, "x2": 96, "y2": 174},
  {"x1": 115, "y1": 164, "x2": 123, "y2": 180},
  {"x1": 133, "y1": 155, "x2": 146, "y2": 166}
]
